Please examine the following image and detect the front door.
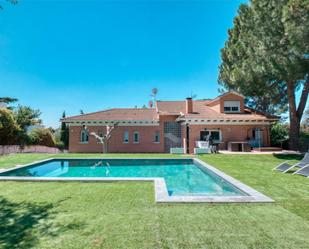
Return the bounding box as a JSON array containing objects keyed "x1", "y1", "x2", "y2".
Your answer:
[{"x1": 253, "y1": 128, "x2": 263, "y2": 147}]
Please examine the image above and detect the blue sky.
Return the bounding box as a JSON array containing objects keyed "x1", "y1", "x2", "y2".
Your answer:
[{"x1": 0, "y1": 0, "x2": 264, "y2": 128}]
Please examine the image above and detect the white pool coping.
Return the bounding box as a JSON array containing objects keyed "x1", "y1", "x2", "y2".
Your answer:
[{"x1": 0, "y1": 157, "x2": 274, "y2": 203}]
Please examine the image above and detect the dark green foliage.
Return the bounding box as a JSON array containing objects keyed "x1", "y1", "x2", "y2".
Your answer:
[
  {"x1": 28, "y1": 128, "x2": 56, "y2": 147},
  {"x1": 13, "y1": 105, "x2": 41, "y2": 145},
  {"x1": 0, "y1": 108, "x2": 20, "y2": 145},
  {"x1": 60, "y1": 111, "x2": 69, "y2": 149},
  {"x1": 0, "y1": 97, "x2": 18, "y2": 104},
  {"x1": 270, "y1": 122, "x2": 289, "y2": 148},
  {"x1": 0, "y1": 97, "x2": 18, "y2": 110},
  {"x1": 0, "y1": 99, "x2": 54, "y2": 146},
  {"x1": 0, "y1": 0, "x2": 17, "y2": 10},
  {"x1": 299, "y1": 128, "x2": 309, "y2": 152},
  {"x1": 14, "y1": 105, "x2": 41, "y2": 131},
  {"x1": 219, "y1": 0, "x2": 309, "y2": 150}
]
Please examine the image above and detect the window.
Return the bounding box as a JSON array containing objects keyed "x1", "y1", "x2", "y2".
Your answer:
[
  {"x1": 123, "y1": 131, "x2": 129, "y2": 143},
  {"x1": 80, "y1": 129, "x2": 89, "y2": 143},
  {"x1": 133, "y1": 131, "x2": 140, "y2": 143},
  {"x1": 154, "y1": 131, "x2": 160, "y2": 143},
  {"x1": 200, "y1": 130, "x2": 221, "y2": 142},
  {"x1": 224, "y1": 101, "x2": 240, "y2": 112}
]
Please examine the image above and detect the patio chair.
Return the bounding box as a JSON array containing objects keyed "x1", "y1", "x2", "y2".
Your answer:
[
  {"x1": 194, "y1": 141, "x2": 211, "y2": 154},
  {"x1": 292, "y1": 165, "x2": 309, "y2": 177},
  {"x1": 273, "y1": 153, "x2": 309, "y2": 173}
]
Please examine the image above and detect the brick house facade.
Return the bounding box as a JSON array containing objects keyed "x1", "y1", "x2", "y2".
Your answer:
[{"x1": 61, "y1": 92, "x2": 278, "y2": 153}]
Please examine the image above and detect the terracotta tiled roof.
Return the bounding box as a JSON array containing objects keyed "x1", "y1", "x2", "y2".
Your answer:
[
  {"x1": 156, "y1": 100, "x2": 211, "y2": 115},
  {"x1": 62, "y1": 108, "x2": 159, "y2": 121},
  {"x1": 61, "y1": 91, "x2": 279, "y2": 122},
  {"x1": 156, "y1": 100, "x2": 278, "y2": 120}
]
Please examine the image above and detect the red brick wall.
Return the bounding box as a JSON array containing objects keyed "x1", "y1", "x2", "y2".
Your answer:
[
  {"x1": 69, "y1": 125, "x2": 165, "y2": 153},
  {"x1": 219, "y1": 93, "x2": 245, "y2": 113},
  {"x1": 186, "y1": 124, "x2": 270, "y2": 153},
  {"x1": 207, "y1": 93, "x2": 245, "y2": 113},
  {"x1": 68, "y1": 121, "x2": 270, "y2": 154},
  {"x1": 69, "y1": 126, "x2": 103, "y2": 153}
]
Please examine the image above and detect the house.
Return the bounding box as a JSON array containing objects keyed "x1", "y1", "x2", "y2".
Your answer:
[{"x1": 61, "y1": 91, "x2": 279, "y2": 153}]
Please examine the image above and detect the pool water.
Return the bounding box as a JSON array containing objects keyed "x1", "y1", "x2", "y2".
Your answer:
[{"x1": 0, "y1": 159, "x2": 246, "y2": 197}]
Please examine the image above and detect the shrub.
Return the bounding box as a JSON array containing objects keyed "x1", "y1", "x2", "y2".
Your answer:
[
  {"x1": 55, "y1": 141, "x2": 65, "y2": 151},
  {"x1": 299, "y1": 130, "x2": 309, "y2": 152},
  {"x1": 29, "y1": 128, "x2": 56, "y2": 147},
  {"x1": 270, "y1": 122, "x2": 289, "y2": 148}
]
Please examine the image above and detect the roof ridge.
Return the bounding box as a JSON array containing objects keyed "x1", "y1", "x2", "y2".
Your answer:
[
  {"x1": 157, "y1": 100, "x2": 210, "y2": 103},
  {"x1": 63, "y1": 108, "x2": 156, "y2": 120},
  {"x1": 63, "y1": 108, "x2": 115, "y2": 120},
  {"x1": 157, "y1": 100, "x2": 185, "y2": 102}
]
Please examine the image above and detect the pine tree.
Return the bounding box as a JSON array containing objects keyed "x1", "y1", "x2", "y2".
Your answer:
[
  {"x1": 219, "y1": 0, "x2": 309, "y2": 150},
  {"x1": 60, "y1": 111, "x2": 69, "y2": 148}
]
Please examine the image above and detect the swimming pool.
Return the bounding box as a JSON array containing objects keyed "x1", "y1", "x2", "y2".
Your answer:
[{"x1": 0, "y1": 158, "x2": 273, "y2": 203}]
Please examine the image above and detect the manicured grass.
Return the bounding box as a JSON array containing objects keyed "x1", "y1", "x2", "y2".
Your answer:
[{"x1": 0, "y1": 153, "x2": 309, "y2": 249}]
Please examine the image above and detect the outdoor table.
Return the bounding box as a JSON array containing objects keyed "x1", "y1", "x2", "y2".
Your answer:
[{"x1": 228, "y1": 141, "x2": 251, "y2": 152}]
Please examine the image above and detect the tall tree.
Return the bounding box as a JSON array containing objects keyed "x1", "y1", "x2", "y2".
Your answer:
[
  {"x1": 219, "y1": 0, "x2": 309, "y2": 150},
  {"x1": 0, "y1": 97, "x2": 18, "y2": 109},
  {"x1": 13, "y1": 105, "x2": 41, "y2": 144},
  {"x1": 60, "y1": 111, "x2": 69, "y2": 148},
  {"x1": 0, "y1": 108, "x2": 20, "y2": 145},
  {"x1": 0, "y1": 0, "x2": 17, "y2": 10},
  {"x1": 14, "y1": 105, "x2": 41, "y2": 131},
  {"x1": 0, "y1": 97, "x2": 18, "y2": 104}
]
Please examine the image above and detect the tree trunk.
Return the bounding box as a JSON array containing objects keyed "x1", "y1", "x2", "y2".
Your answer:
[
  {"x1": 103, "y1": 141, "x2": 108, "y2": 153},
  {"x1": 287, "y1": 81, "x2": 300, "y2": 150},
  {"x1": 286, "y1": 76, "x2": 309, "y2": 151},
  {"x1": 289, "y1": 114, "x2": 300, "y2": 151}
]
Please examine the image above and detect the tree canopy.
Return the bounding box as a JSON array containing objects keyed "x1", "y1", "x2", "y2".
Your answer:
[
  {"x1": 29, "y1": 128, "x2": 56, "y2": 147},
  {"x1": 0, "y1": 0, "x2": 17, "y2": 10},
  {"x1": 60, "y1": 111, "x2": 69, "y2": 148},
  {"x1": 0, "y1": 108, "x2": 20, "y2": 144},
  {"x1": 219, "y1": 0, "x2": 309, "y2": 150},
  {"x1": 0, "y1": 101, "x2": 42, "y2": 145}
]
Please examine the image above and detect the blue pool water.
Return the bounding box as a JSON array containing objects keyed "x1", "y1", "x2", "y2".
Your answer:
[{"x1": 0, "y1": 159, "x2": 246, "y2": 196}]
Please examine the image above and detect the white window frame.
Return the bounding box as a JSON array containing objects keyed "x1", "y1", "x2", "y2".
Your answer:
[
  {"x1": 154, "y1": 131, "x2": 160, "y2": 143},
  {"x1": 123, "y1": 131, "x2": 129, "y2": 143},
  {"x1": 203, "y1": 130, "x2": 222, "y2": 143},
  {"x1": 133, "y1": 131, "x2": 140, "y2": 144},
  {"x1": 224, "y1": 100, "x2": 240, "y2": 113},
  {"x1": 80, "y1": 129, "x2": 89, "y2": 144}
]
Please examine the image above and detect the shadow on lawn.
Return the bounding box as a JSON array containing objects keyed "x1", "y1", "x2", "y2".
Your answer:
[
  {"x1": 0, "y1": 197, "x2": 84, "y2": 249},
  {"x1": 273, "y1": 153, "x2": 304, "y2": 161}
]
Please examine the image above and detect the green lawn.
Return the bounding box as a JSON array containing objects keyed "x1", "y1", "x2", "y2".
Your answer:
[{"x1": 0, "y1": 153, "x2": 309, "y2": 249}]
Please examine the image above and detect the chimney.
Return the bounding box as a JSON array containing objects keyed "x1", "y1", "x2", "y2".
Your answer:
[{"x1": 186, "y1": 97, "x2": 193, "y2": 114}]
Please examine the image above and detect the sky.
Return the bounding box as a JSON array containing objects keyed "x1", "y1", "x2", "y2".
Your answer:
[{"x1": 0, "y1": 0, "x2": 282, "y2": 128}]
